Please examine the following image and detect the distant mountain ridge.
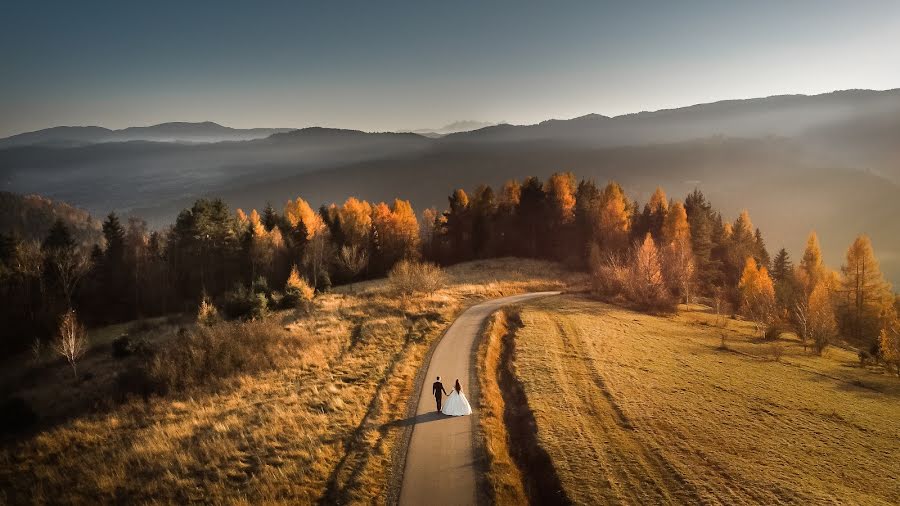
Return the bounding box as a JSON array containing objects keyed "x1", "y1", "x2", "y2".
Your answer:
[
  {"x1": 409, "y1": 120, "x2": 498, "y2": 137},
  {"x1": 0, "y1": 121, "x2": 294, "y2": 148},
  {"x1": 2, "y1": 88, "x2": 899, "y2": 283},
  {"x1": 444, "y1": 89, "x2": 900, "y2": 146}
]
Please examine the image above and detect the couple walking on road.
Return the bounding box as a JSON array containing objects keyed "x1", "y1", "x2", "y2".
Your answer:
[{"x1": 432, "y1": 376, "x2": 472, "y2": 416}]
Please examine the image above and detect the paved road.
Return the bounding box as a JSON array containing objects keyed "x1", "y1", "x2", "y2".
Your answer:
[{"x1": 398, "y1": 291, "x2": 561, "y2": 506}]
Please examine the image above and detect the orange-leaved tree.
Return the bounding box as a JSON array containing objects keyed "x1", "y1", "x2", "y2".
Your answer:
[
  {"x1": 838, "y1": 235, "x2": 893, "y2": 342},
  {"x1": 738, "y1": 257, "x2": 776, "y2": 337}
]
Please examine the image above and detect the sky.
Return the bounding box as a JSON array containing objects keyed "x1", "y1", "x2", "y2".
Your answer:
[{"x1": 1, "y1": 0, "x2": 899, "y2": 137}]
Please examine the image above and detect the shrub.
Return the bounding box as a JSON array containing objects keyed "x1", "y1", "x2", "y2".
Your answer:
[
  {"x1": 0, "y1": 397, "x2": 38, "y2": 435},
  {"x1": 590, "y1": 238, "x2": 675, "y2": 312},
  {"x1": 222, "y1": 285, "x2": 269, "y2": 321},
  {"x1": 388, "y1": 260, "x2": 446, "y2": 295},
  {"x1": 197, "y1": 296, "x2": 220, "y2": 326},
  {"x1": 858, "y1": 349, "x2": 871, "y2": 367},
  {"x1": 769, "y1": 341, "x2": 785, "y2": 362},
  {"x1": 146, "y1": 320, "x2": 294, "y2": 393},
  {"x1": 589, "y1": 244, "x2": 627, "y2": 296},
  {"x1": 252, "y1": 276, "x2": 269, "y2": 295},
  {"x1": 283, "y1": 264, "x2": 315, "y2": 308},
  {"x1": 764, "y1": 323, "x2": 787, "y2": 341}
]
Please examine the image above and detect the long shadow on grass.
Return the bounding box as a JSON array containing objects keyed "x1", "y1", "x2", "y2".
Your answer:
[{"x1": 499, "y1": 313, "x2": 572, "y2": 506}]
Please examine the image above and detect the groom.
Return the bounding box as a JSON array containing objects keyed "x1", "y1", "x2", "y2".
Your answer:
[{"x1": 432, "y1": 376, "x2": 449, "y2": 411}]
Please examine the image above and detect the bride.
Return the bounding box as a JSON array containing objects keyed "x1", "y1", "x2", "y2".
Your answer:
[{"x1": 441, "y1": 379, "x2": 472, "y2": 416}]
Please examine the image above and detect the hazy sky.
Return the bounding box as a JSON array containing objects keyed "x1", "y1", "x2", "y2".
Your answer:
[{"x1": 2, "y1": 1, "x2": 899, "y2": 137}]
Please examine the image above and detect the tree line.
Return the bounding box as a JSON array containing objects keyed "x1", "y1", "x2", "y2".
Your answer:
[{"x1": 1, "y1": 172, "x2": 898, "y2": 372}]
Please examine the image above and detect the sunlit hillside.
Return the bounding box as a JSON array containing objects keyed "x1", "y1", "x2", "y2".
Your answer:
[
  {"x1": 477, "y1": 295, "x2": 900, "y2": 505},
  {"x1": 0, "y1": 259, "x2": 586, "y2": 504}
]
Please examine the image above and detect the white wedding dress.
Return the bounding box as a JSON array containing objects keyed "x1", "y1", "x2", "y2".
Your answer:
[{"x1": 441, "y1": 388, "x2": 473, "y2": 416}]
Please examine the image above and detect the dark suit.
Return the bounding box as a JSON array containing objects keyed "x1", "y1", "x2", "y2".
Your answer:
[{"x1": 433, "y1": 381, "x2": 449, "y2": 411}]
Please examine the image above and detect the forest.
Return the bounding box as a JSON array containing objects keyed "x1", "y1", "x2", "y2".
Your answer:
[{"x1": 1, "y1": 172, "x2": 898, "y2": 373}]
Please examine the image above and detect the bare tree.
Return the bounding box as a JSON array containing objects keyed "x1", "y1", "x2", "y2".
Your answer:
[
  {"x1": 663, "y1": 242, "x2": 695, "y2": 305},
  {"x1": 712, "y1": 287, "x2": 726, "y2": 327},
  {"x1": 51, "y1": 248, "x2": 89, "y2": 307},
  {"x1": 793, "y1": 301, "x2": 810, "y2": 351},
  {"x1": 303, "y1": 230, "x2": 331, "y2": 289},
  {"x1": 339, "y1": 244, "x2": 368, "y2": 282},
  {"x1": 53, "y1": 309, "x2": 89, "y2": 378}
]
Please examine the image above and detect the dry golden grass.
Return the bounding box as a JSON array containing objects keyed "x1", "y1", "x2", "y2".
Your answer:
[
  {"x1": 0, "y1": 258, "x2": 586, "y2": 505},
  {"x1": 476, "y1": 310, "x2": 528, "y2": 505},
  {"x1": 509, "y1": 294, "x2": 900, "y2": 505}
]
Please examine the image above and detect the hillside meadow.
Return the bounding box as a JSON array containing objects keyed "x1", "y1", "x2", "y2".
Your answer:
[
  {"x1": 485, "y1": 295, "x2": 900, "y2": 505},
  {"x1": 0, "y1": 259, "x2": 587, "y2": 504}
]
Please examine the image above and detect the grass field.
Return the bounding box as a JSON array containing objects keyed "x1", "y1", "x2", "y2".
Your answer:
[
  {"x1": 0, "y1": 259, "x2": 586, "y2": 505},
  {"x1": 499, "y1": 295, "x2": 900, "y2": 505}
]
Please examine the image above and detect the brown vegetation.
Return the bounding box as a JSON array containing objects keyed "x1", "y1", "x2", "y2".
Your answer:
[
  {"x1": 475, "y1": 310, "x2": 527, "y2": 504},
  {"x1": 387, "y1": 259, "x2": 447, "y2": 295},
  {"x1": 500, "y1": 294, "x2": 900, "y2": 504},
  {"x1": 0, "y1": 258, "x2": 585, "y2": 504}
]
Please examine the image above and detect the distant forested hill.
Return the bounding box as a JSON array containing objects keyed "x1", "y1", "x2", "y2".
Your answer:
[{"x1": 0, "y1": 192, "x2": 102, "y2": 247}]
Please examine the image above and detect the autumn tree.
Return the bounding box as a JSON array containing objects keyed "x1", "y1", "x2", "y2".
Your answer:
[
  {"x1": 625, "y1": 234, "x2": 672, "y2": 311},
  {"x1": 594, "y1": 182, "x2": 631, "y2": 255},
  {"x1": 338, "y1": 198, "x2": 372, "y2": 248},
  {"x1": 661, "y1": 202, "x2": 694, "y2": 303},
  {"x1": 838, "y1": 235, "x2": 893, "y2": 342},
  {"x1": 545, "y1": 173, "x2": 577, "y2": 224},
  {"x1": 338, "y1": 244, "x2": 368, "y2": 282},
  {"x1": 807, "y1": 282, "x2": 838, "y2": 354},
  {"x1": 238, "y1": 208, "x2": 276, "y2": 287},
  {"x1": 419, "y1": 207, "x2": 441, "y2": 261},
  {"x1": 738, "y1": 257, "x2": 776, "y2": 337},
  {"x1": 442, "y1": 189, "x2": 473, "y2": 262},
  {"x1": 879, "y1": 317, "x2": 900, "y2": 376},
  {"x1": 635, "y1": 186, "x2": 669, "y2": 241},
  {"x1": 724, "y1": 210, "x2": 758, "y2": 288},
  {"x1": 53, "y1": 308, "x2": 88, "y2": 377},
  {"x1": 799, "y1": 231, "x2": 826, "y2": 297},
  {"x1": 337, "y1": 197, "x2": 373, "y2": 276},
  {"x1": 372, "y1": 199, "x2": 420, "y2": 274},
  {"x1": 284, "y1": 263, "x2": 314, "y2": 304},
  {"x1": 542, "y1": 172, "x2": 577, "y2": 259},
  {"x1": 285, "y1": 197, "x2": 329, "y2": 288}
]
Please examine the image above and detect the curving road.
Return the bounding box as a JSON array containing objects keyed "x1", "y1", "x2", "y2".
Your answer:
[{"x1": 398, "y1": 291, "x2": 561, "y2": 506}]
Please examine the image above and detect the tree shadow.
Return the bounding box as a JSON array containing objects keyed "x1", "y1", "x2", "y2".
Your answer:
[{"x1": 382, "y1": 410, "x2": 446, "y2": 428}]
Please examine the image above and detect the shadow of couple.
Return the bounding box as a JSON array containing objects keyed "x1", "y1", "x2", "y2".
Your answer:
[{"x1": 383, "y1": 410, "x2": 449, "y2": 428}]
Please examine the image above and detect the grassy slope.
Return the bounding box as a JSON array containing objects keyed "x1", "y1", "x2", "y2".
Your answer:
[
  {"x1": 511, "y1": 295, "x2": 900, "y2": 505},
  {"x1": 0, "y1": 259, "x2": 586, "y2": 505}
]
